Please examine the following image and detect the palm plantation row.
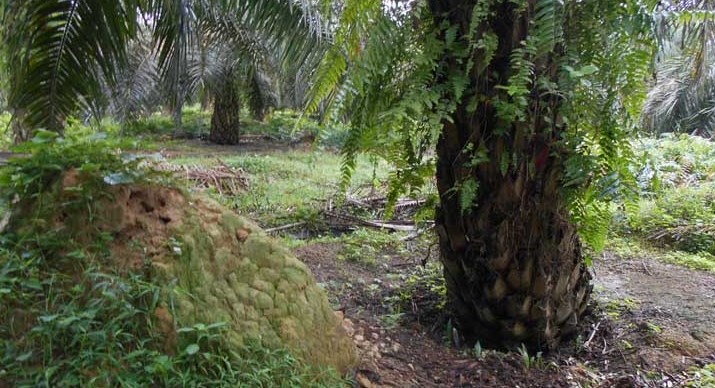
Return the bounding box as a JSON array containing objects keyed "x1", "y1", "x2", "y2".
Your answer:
[{"x1": 1, "y1": 0, "x2": 714, "y2": 357}]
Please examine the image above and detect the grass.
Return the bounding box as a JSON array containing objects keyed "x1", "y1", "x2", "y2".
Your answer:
[
  {"x1": 687, "y1": 363, "x2": 715, "y2": 388},
  {"x1": 171, "y1": 149, "x2": 391, "y2": 229},
  {"x1": 607, "y1": 236, "x2": 715, "y2": 273}
]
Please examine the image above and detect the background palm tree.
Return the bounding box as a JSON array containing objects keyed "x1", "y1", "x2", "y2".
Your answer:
[
  {"x1": 642, "y1": 1, "x2": 715, "y2": 136},
  {"x1": 0, "y1": 0, "x2": 322, "y2": 143}
]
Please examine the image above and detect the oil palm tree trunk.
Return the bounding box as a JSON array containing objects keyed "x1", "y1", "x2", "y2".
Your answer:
[
  {"x1": 11, "y1": 110, "x2": 31, "y2": 145},
  {"x1": 429, "y1": 0, "x2": 592, "y2": 350},
  {"x1": 208, "y1": 71, "x2": 241, "y2": 145}
]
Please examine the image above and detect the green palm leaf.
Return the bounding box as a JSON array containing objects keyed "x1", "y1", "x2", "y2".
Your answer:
[{"x1": 2, "y1": 0, "x2": 139, "y2": 133}]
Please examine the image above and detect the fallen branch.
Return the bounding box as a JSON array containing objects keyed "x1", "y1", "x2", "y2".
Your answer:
[
  {"x1": 583, "y1": 319, "x2": 602, "y2": 349},
  {"x1": 325, "y1": 212, "x2": 417, "y2": 232},
  {"x1": 152, "y1": 159, "x2": 249, "y2": 195},
  {"x1": 400, "y1": 225, "x2": 435, "y2": 242},
  {"x1": 265, "y1": 221, "x2": 307, "y2": 233}
]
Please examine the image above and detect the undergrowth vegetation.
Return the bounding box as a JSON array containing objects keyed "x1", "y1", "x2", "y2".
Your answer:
[
  {"x1": 172, "y1": 151, "x2": 392, "y2": 232},
  {"x1": 612, "y1": 134, "x2": 715, "y2": 272},
  {"x1": 0, "y1": 112, "x2": 12, "y2": 149},
  {"x1": 0, "y1": 134, "x2": 347, "y2": 386},
  {"x1": 3, "y1": 105, "x2": 715, "y2": 385}
]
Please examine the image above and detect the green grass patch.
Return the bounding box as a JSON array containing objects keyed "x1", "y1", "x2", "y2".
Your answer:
[
  {"x1": 607, "y1": 236, "x2": 715, "y2": 273},
  {"x1": 172, "y1": 150, "x2": 389, "y2": 229},
  {"x1": 686, "y1": 363, "x2": 715, "y2": 388},
  {"x1": 324, "y1": 227, "x2": 409, "y2": 265}
]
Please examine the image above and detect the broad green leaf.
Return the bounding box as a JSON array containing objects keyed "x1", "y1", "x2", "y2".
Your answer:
[{"x1": 185, "y1": 343, "x2": 200, "y2": 355}]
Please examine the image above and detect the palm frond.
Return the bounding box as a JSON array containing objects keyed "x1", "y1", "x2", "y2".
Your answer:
[
  {"x1": 108, "y1": 34, "x2": 162, "y2": 125},
  {"x1": 2, "y1": 0, "x2": 139, "y2": 132},
  {"x1": 246, "y1": 69, "x2": 278, "y2": 121},
  {"x1": 644, "y1": 3, "x2": 715, "y2": 135}
]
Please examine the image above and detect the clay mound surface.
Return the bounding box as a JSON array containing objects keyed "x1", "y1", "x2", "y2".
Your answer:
[{"x1": 18, "y1": 173, "x2": 357, "y2": 372}]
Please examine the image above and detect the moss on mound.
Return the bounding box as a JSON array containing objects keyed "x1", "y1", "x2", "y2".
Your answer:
[
  {"x1": 0, "y1": 145, "x2": 356, "y2": 383},
  {"x1": 95, "y1": 183, "x2": 356, "y2": 371}
]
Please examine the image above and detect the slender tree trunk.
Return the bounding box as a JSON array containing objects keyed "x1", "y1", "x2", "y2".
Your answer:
[
  {"x1": 209, "y1": 75, "x2": 241, "y2": 145},
  {"x1": 429, "y1": 0, "x2": 592, "y2": 350},
  {"x1": 11, "y1": 109, "x2": 31, "y2": 145},
  {"x1": 200, "y1": 88, "x2": 212, "y2": 112},
  {"x1": 172, "y1": 99, "x2": 185, "y2": 138}
]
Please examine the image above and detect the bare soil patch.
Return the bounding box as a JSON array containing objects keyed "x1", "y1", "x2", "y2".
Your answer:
[{"x1": 297, "y1": 243, "x2": 715, "y2": 387}]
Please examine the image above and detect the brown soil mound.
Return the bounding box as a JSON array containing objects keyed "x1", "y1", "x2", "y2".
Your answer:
[{"x1": 11, "y1": 172, "x2": 357, "y2": 372}]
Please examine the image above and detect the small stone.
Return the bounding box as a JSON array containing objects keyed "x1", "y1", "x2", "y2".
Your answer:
[
  {"x1": 408, "y1": 363, "x2": 414, "y2": 371},
  {"x1": 690, "y1": 330, "x2": 706, "y2": 342},
  {"x1": 371, "y1": 332, "x2": 379, "y2": 340},
  {"x1": 235, "y1": 228, "x2": 250, "y2": 242},
  {"x1": 354, "y1": 334, "x2": 365, "y2": 343},
  {"x1": 391, "y1": 342, "x2": 402, "y2": 353}
]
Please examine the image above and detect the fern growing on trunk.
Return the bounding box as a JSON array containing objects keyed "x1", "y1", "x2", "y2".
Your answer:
[{"x1": 302, "y1": 0, "x2": 710, "y2": 349}]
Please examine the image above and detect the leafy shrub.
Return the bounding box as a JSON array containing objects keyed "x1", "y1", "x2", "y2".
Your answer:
[
  {"x1": 613, "y1": 134, "x2": 715, "y2": 264},
  {"x1": 620, "y1": 185, "x2": 715, "y2": 255},
  {"x1": 633, "y1": 133, "x2": 715, "y2": 193},
  {"x1": 0, "y1": 112, "x2": 11, "y2": 149}
]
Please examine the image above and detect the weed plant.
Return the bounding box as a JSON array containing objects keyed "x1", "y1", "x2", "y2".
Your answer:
[
  {"x1": 686, "y1": 363, "x2": 715, "y2": 388},
  {"x1": 242, "y1": 109, "x2": 350, "y2": 148},
  {"x1": 0, "y1": 112, "x2": 12, "y2": 149},
  {"x1": 611, "y1": 134, "x2": 715, "y2": 270},
  {"x1": 122, "y1": 105, "x2": 211, "y2": 138}
]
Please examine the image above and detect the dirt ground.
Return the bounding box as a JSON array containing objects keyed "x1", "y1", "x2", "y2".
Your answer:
[
  {"x1": 296, "y1": 243, "x2": 715, "y2": 387},
  {"x1": 160, "y1": 138, "x2": 715, "y2": 386}
]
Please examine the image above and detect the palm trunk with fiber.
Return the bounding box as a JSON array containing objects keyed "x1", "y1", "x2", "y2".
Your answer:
[
  {"x1": 429, "y1": 0, "x2": 592, "y2": 350},
  {"x1": 209, "y1": 72, "x2": 241, "y2": 145}
]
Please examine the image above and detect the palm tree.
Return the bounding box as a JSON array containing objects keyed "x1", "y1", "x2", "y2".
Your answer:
[
  {"x1": 3, "y1": 0, "x2": 713, "y2": 352},
  {"x1": 0, "y1": 0, "x2": 321, "y2": 144},
  {"x1": 307, "y1": 0, "x2": 713, "y2": 350},
  {"x1": 642, "y1": 1, "x2": 715, "y2": 136}
]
